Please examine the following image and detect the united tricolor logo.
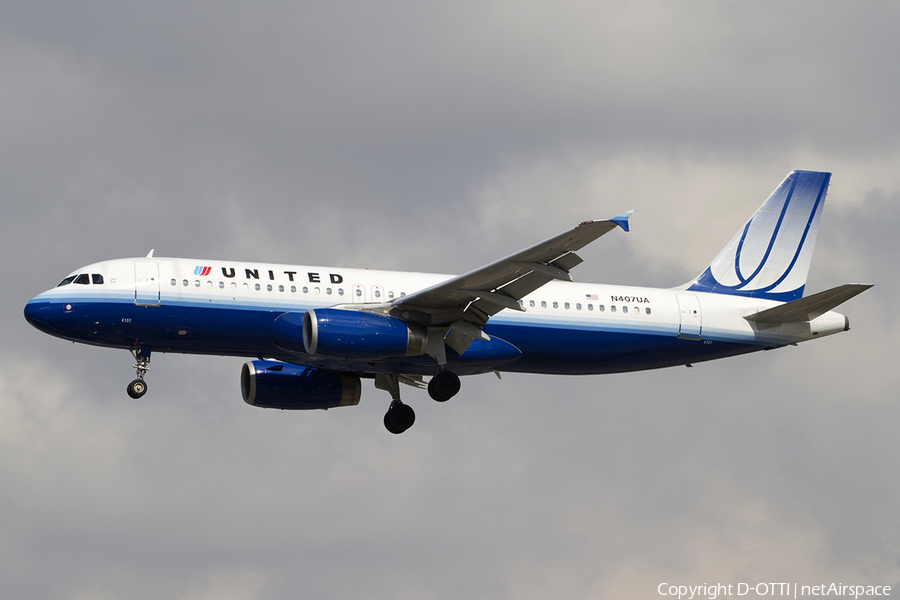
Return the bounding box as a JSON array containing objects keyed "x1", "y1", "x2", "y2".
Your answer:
[{"x1": 194, "y1": 266, "x2": 212, "y2": 276}]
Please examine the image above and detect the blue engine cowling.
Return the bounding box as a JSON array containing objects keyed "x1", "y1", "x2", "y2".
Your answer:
[
  {"x1": 290, "y1": 308, "x2": 428, "y2": 359},
  {"x1": 241, "y1": 361, "x2": 361, "y2": 410}
]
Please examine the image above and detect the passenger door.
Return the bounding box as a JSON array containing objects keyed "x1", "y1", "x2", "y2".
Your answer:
[{"x1": 134, "y1": 261, "x2": 161, "y2": 306}]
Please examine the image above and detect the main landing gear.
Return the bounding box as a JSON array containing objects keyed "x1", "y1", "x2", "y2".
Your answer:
[
  {"x1": 375, "y1": 373, "x2": 415, "y2": 434},
  {"x1": 127, "y1": 348, "x2": 151, "y2": 399},
  {"x1": 376, "y1": 370, "x2": 461, "y2": 434},
  {"x1": 428, "y1": 370, "x2": 460, "y2": 402},
  {"x1": 385, "y1": 401, "x2": 416, "y2": 434}
]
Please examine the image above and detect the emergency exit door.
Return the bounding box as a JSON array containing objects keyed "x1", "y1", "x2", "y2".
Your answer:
[{"x1": 676, "y1": 294, "x2": 702, "y2": 340}]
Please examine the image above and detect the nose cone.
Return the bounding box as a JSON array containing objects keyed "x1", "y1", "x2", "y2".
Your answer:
[{"x1": 24, "y1": 295, "x2": 53, "y2": 333}]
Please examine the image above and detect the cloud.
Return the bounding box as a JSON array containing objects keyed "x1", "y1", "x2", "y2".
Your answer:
[{"x1": 3, "y1": 1, "x2": 900, "y2": 598}]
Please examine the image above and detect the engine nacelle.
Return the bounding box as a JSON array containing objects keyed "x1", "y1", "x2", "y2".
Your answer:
[
  {"x1": 241, "y1": 361, "x2": 361, "y2": 410},
  {"x1": 295, "y1": 308, "x2": 428, "y2": 359}
]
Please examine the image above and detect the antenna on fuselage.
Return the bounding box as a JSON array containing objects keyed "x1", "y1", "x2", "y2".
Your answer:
[{"x1": 146, "y1": 249, "x2": 155, "y2": 258}]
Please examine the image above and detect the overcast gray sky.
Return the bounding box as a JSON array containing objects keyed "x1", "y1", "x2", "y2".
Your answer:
[{"x1": 3, "y1": 2, "x2": 899, "y2": 599}]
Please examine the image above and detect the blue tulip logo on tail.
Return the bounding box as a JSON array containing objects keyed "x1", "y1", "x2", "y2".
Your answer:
[{"x1": 686, "y1": 171, "x2": 831, "y2": 301}]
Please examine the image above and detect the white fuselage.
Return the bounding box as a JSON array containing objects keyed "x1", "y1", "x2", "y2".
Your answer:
[{"x1": 25, "y1": 257, "x2": 850, "y2": 377}]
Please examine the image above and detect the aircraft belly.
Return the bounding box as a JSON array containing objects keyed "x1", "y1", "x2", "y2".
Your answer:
[
  {"x1": 485, "y1": 322, "x2": 761, "y2": 375},
  {"x1": 34, "y1": 298, "x2": 281, "y2": 356},
  {"x1": 126, "y1": 304, "x2": 280, "y2": 355},
  {"x1": 38, "y1": 296, "x2": 770, "y2": 374}
]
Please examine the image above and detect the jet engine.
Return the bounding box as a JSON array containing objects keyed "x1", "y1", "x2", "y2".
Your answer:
[
  {"x1": 277, "y1": 308, "x2": 428, "y2": 359},
  {"x1": 241, "y1": 361, "x2": 361, "y2": 410}
]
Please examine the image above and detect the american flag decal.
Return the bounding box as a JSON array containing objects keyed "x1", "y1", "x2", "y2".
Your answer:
[{"x1": 586, "y1": 294, "x2": 599, "y2": 300}]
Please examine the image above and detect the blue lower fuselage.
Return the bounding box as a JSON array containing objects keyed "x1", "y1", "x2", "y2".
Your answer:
[{"x1": 24, "y1": 291, "x2": 761, "y2": 377}]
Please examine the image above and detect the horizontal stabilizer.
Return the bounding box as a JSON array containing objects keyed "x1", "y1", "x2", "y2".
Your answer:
[{"x1": 745, "y1": 283, "x2": 872, "y2": 324}]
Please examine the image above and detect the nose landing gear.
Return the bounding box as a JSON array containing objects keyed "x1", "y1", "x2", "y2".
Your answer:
[
  {"x1": 127, "y1": 378, "x2": 147, "y2": 399},
  {"x1": 127, "y1": 348, "x2": 151, "y2": 399}
]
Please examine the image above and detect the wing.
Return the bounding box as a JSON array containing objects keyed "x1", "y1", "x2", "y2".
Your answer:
[{"x1": 389, "y1": 212, "x2": 633, "y2": 359}]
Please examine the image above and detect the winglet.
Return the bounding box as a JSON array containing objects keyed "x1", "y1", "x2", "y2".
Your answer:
[{"x1": 610, "y1": 210, "x2": 634, "y2": 233}]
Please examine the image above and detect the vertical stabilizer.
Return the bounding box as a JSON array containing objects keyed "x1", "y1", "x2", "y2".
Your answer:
[{"x1": 685, "y1": 170, "x2": 831, "y2": 301}]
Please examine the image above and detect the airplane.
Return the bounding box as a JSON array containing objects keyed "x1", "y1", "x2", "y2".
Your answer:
[{"x1": 24, "y1": 171, "x2": 871, "y2": 433}]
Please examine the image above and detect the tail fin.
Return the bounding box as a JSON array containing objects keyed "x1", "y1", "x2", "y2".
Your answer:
[{"x1": 685, "y1": 170, "x2": 831, "y2": 301}]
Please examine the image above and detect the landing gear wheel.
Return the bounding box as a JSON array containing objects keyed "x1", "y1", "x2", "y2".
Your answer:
[
  {"x1": 128, "y1": 348, "x2": 151, "y2": 399},
  {"x1": 127, "y1": 378, "x2": 148, "y2": 399},
  {"x1": 428, "y1": 371, "x2": 460, "y2": 402},
  {"x1": 384, "y1": 402, "x2": 416, "y2": 434}
]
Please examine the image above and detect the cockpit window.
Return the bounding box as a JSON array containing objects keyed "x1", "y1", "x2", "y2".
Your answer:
[{"x1": 57, "y1": 273, "x2": 102, "y2": 286}]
